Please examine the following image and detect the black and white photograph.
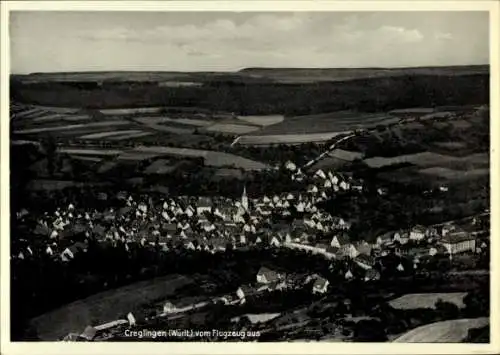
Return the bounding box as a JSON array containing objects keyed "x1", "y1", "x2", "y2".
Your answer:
[{"x1": 1, "y1": 1, "x2": 498, "y2": 352}]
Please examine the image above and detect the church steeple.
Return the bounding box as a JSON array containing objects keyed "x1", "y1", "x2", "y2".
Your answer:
[{"x1": 241, "y1": 185, "x2": 249, "y2": 211}]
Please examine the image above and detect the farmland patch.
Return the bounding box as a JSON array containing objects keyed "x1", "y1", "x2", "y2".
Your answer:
[
  {"x1": 79, "y1": 130, "x2": 144, "y2": 139},
  {"x1": 393, "y1": 317, "x2": 489, "y2": 343},
  {"x1": 254, "y1": 111, "x2": 392, "y2": 136},
  {"x1": 205, "y1": 123, "x2": 260, "y2": 134},
  {"x1": 58, "y1": 148, "x2": 123, "y2": 156},
  {"x1": 13, "y1": 121, "x2": 130, "y2": 135},
  {"x1": 388, "y1": 292, "x2": 467, "y2": 310},
  {"x1": 237, "y1": 115, "x2": 284, "y2": 126},
  {"x1": 134, "y1": 116, "x2": 211, "y2": 127},
  {"x1": 33, "y1": 114, "x2": 91, "y2": 122},
  {"x1": 144, "y1": 159, "x2": 179, "y2": 175},
  {"x1": 99, "y1": 107, "x2": 164, "y2": 115},
  {"x1": 237, "y1": 132, "x2": 350, "y2": 145},
  {"x1": 108, "y1": 132, "x2": 155, "y2": 141},
  {"x1": 132, "y1": 146, "x2": 268, "y2": 170}
]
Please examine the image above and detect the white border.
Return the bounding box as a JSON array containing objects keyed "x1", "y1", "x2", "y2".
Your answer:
[{"x1": 1, "y1": 1, "x2": 499, "y2": 355}]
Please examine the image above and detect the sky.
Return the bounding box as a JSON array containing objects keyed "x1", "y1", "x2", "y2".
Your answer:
[{"x1": 9, "y1": 11, "x2": 489, "y2": 74}]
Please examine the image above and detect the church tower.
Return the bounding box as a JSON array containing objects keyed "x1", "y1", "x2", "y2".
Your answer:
[{"x1": 241, "y1": 185, "x2": 249, "y2": 211}]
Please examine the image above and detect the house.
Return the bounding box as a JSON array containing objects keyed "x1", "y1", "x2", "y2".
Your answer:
[
  {"x1": 355, "y1": 254, "x2": 374, "y2": 270},
  {"x1": 312, "y1": 243, "x2": 330, "y2": 254},
  {"x1": 409, "y1": 225, "x2": 427, "y2": 241},
  {"x1": 393, "y1": 232, "x2": 410, "y2": 245},
  {"x1": 376, "y1": 232, "x2": 394, "y2": 246},
  {"x1": 196, "y1": 197, "x2": 213, "y2": 215},
  {"x1": 314, "y1": 169, "x2": 327, "y2": 180},
  {"x1": 61, "y1": 242, "x2": 87, "y2": 262},
  {"x1": 440, "y1": 231, "x2": 476, "y2": 255},
  {"x1": 330, "y1": 232, "x2": 350, "y2": 248},
  {"x1": 312, "y1": 277, "x2": 330, "y2": 294},
  {"x1": 285, "y1": 160, "x2": 297, "y2": 171},
  {"x1": 236, "y1": 284, "x2": 256, "y2": 304},
  {"x1": 163, "y1": 301, "x2": 177, "y2": 314},
  {"x1": 355, "y1": 241, "x2": 373, "y2": 256},
  {"x1": 256, "y1": 267, "x2": 280, "y2": 284},
  {"x1": 341, "y1": 243, "x2": 359, "y2": 259},
  {"x1": 270, "y1": 235, "x2": 281, "y2": 247}
]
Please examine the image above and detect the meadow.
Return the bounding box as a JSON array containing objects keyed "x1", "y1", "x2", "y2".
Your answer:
[
  {"x1": 388, "y1": 292, "x2": 468, "y2": 310},
  {"x1": 393, "y1": 317, "x2": 489, "y2": 343}
]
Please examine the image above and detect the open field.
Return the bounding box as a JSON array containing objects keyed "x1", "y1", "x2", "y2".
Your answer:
[
  {"x1": 388, "y1": 292, "x2": 468, "y2": 310},
  {"x1": 13, "y1": 121, "x2": 130, "y2": 135},
  {"x1": 134, "y1": 116, "x2": 212, "y2": 127},
  {"x1": 237, "y1": 115, "x2": 284, "y2": 126},
  {"x1": 144, "y1": 159, "x2": 178, "y2": 175},
  {"x1": 33, "y1": 114, "x2": 92, "y2": 122},
  {"x1": 254, "y1": 111, "x2": 393, "y2": 136},
  {"x1": 133, "y1": 146, "x2": 268, "y2": 170},
  {"x1": 108, "y1": 132, "x2": 155, "y2": 140},
  {"x1": 79, "y1": 130, "x2": 144, "y2": 140},
  {"x1": 204, "y1": 123, "x2": 260, "y2": 134},
  {"x1": 58, "y1": 148, "x2": 123, "y2": 156},
  {"x1": 236, "y1": 132, "x2": 350, "y2": 146},
  {"x1": 29, "y1": 274, "x2": 193, "y2": 341},
  {"x1": 393, "y1": 317, "x2": 489, "y2": 343},
  {"x1": 99, "y1": 107, "x2": 164, "y2": 115}
]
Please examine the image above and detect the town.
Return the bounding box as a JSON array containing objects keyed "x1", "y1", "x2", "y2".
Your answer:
[{"x1": 7, "y1": 9, "x2": 491, "y2": 345}]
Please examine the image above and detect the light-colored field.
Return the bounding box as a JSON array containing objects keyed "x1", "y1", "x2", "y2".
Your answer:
[
  {"x1": 108, "y1": 132, "x2": 154, "y2": 140},
  {"x1": 133, "y1": 146, "x2": 268, "y2": 170},
  {"x1": 134, "y1": 116, "x2": 212, "y2": 127},
  {"x1": 388, "y1": 292, "x2": 468, "y2": 310},
  {"x1": 237, "y1": 131, "x2": 350, "y2": 145},
  {"x1": 205, "y1": 123, "x2": 260, "y2": 134},
  {"x1": 393, "y1": 317, "x2": 489, "y2": 343},
  {"x1": 99, "y1": 107, "x2": 163, "y2": 115},
  {"x1": 29, "y1": 274, "x2": 193, "y2": 341},
  {"x1": 58, "y1": 148, "x2": 123, "y2": 156},
  {"x1": 237, "y1": 115, "x2": 285, "y2": 126},
  {"x1": 419, "y1": 167, "x2": 489, "y2": 180},
  {"x1": 79, "y1": 130, "x2": 144, "y2": 139},
  {"x1": 13, "y1": 121, "x2": 130, "y2": 134},
  {"x1": 245, "y1": 313, "x2": 282, "y2": 324}
]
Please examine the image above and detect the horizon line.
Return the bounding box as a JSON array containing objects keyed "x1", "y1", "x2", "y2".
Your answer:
[{"x1": 10, "y1": 63, "x2": 490, "y2": 76}]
